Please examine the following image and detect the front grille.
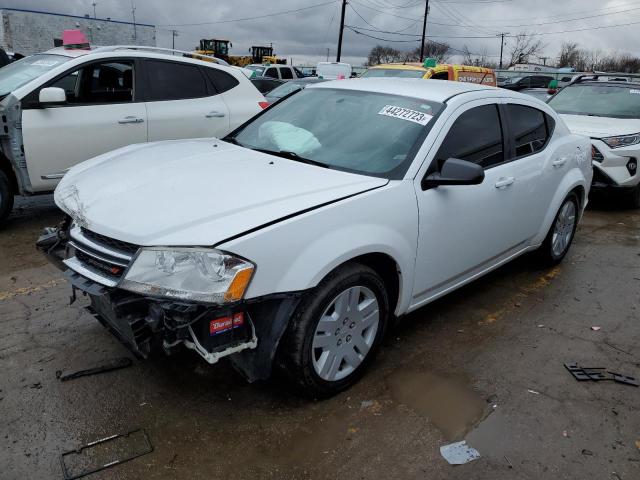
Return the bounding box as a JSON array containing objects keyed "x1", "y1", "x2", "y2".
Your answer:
[
  {"x1": 65, "y1": 225, "x2": 139, "y2": 287},
  {"x1": 75, "y1": 249, "x2": 125, "y2": 280},
  {"x1": 81, "y1": 228, "x2": 139, "y2": 256}
]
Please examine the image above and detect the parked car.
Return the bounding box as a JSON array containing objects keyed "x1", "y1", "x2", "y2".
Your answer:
[
  {"x1": 362, "y1": 62, "x2": 497, "y2": 87},
  {"x1": 251, "y1": 76, "x2": 284, "y2": 94},
  {"x1": 520, "y1": 88, "x2": 554, "y2": 102},
  {"x1": 264, "y1": 77, "x2": 328, "y2": 104},
  {"x1": 316, "y1": 62, "x2": 352, "y2": 80},
  {"x1": 501, "y1": 75, "x2": 554, "y2": 91},
  {"x1": 0, "y1": 46, "x2": 266, "y2": 225},
  {"x1": 38, "y1": 79, "x2": 591, "y2": 396},
  {"x1": 246, "y1": 64, "x2": 301, "y2": 81},
  {"x1": 548, "y1": 79, "x2": 640, "y2": 207}
]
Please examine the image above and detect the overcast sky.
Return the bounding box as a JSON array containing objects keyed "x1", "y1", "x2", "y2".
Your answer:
[{"x1": 6, "y1": 0, "x2": 640, "y2": 66}]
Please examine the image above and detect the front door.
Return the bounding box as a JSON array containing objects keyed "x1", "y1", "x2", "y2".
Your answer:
[
  {"x1": 143, "y1": 59, "x2": 230, "y2": 142},
  {"x1": 411, "y1": 101, "x2": 533, "y2": 308},
  {"x1": 22, "y1": 59, "x2": 147, "y2": 192}
]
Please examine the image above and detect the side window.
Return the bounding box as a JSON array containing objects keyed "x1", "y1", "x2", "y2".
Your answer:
[
  {"x1": 294, "y1": 67, "x2": 303, "y2": 78},
  {"x1": 48, "y1": 61, "x2": 134, "y2": 104},
  {"x1": 431, "y1": 72, "x2": 449, "y2": 80},
  {"x1": 264, "y1": 67, "x2": 279, "y2": 79},
  {"x1": 506, "y1": 104, "x2": 550, "y2": 157},
  {"x1": 435, "y1": 104, "x2": 504, "y2": 169},
  {"x1": 146, "y1": 60, "x2": 208, "y2": 101},
  {"x1": 204, "y1": 67, "x2": 239, "y2": 93},
  {"x1": 280, "y1": 68, "x2": 293, "y2": 80}
]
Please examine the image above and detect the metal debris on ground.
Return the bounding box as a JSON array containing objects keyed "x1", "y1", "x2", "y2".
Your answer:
[
  {"x1": 591, "y1": 326, "x2": 601, "y2": 331},
  {"x1": 527, "y1": 389, "x2": 541, "y2": 395},
  {"x1": 564, "y1": 363, "x2": 639, "y2": 387},
  {"x1": 56, "y1": 357, "x2": 133, "y2": 382},
  {"x1": 439, "y1": 441, "x2": 481, "y2": 465},
  {"x1": 60, "y1": 428, "x2": 153, "y2": 480}
]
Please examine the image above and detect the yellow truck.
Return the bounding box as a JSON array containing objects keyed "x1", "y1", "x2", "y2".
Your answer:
[{"x1": 362, "y1": 59, "x2": 497, "y2": 87}]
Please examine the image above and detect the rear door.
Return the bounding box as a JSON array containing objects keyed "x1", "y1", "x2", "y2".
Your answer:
[
  {"x1": 22, "y1": 58, "x2": 147, "y2": 192},
  {"x1": 143, "y1": 59, "x2": 230, "y2": 141}
]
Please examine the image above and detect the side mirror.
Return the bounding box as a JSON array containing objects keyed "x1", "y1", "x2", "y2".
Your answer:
[
  {"x1": 422, "y1": 158, "x2": 485, "y2": 190},
  {"x1": 39, "y1": 87, "x2": 66, "y2": 105}
]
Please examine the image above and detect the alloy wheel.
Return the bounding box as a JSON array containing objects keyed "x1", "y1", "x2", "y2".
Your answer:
[{"x1": 551, "y1": 200, "x2": 576, "y2": 257}]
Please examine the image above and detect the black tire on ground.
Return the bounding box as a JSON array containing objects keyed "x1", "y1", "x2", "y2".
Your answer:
[
  {"x1": 628, "y1": 184, "x2": 640, "y2": 209},
  {"x1": 538, "y1": 192, "x2": 580, "y2": 265},
  {"x1": 0, "y1": 170, "x2": 14, "y2": 227},
  {"x1": 277, "y1": 263, "x2": 389, "y2": 398}
]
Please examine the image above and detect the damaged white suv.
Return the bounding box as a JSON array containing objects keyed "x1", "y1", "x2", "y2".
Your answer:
[
  {"x1": 0, "y1": 46, "x2": 265, "y2": 225},
  {"x1": 39, "y1": 79, "x2": 592, "y2": 396}
]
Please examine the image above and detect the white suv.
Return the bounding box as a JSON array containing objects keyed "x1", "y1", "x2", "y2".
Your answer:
[
  {"x1": 548, "y1": 79, "x2": 640, "y2": 207},
  {"x1": 39, "y1": 79, "x2": 591, "y2": 396},
  {"x1": 0, "y1": 46, "x2": 266, "y2": 224}
]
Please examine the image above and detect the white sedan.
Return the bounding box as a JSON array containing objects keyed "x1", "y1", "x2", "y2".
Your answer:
[{"x1": 39, "y1": 79, "x2": 592, "y2": 397}]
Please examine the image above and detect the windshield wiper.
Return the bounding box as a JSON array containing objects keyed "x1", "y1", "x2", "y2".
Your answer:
[{"x1": 252, "y1": 148, "x2": 330, "y2": 168}]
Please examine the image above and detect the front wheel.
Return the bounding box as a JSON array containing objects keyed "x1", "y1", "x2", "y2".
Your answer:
[
  {"x1": 538, "y1": 192, "x2": 579, "y2": 264},
  {"x1": 0, "y1": 170, "x2": 14, "y2": 227},
  {"x1": 277, "y1": 263, "x2": 389, "y2": 398}
]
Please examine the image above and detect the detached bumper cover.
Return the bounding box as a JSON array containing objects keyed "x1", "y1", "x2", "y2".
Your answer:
[{"x1": 36, "y1": 222, "x2": 304, "y2": 382}]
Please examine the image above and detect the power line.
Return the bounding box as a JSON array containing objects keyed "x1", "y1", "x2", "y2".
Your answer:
[{"x1": 158, "y1": 1, "x2": 337, "y2": 26}]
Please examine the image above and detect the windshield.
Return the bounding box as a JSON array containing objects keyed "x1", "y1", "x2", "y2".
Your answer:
[
  {"x1": 247, "y1": 65, "x2": 265, "y2": 76},
  {"x1": 229, "y1": 88, "x2": 443, "y2": 178},
  {"x1": 362, "y1": 68, "x2": 425, "y2": 79},
  {"x1": 0, "y1": 54, "x2": 70, "y2": 95},
  {"x1": 266, "y1": 81, "x2": 305, "y2": 99},
  {"x1": 548, "y1": 84, "x2": 640, "y2": 118}
]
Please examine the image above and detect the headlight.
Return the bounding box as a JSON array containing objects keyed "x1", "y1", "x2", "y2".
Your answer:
[
  {"x1": 120, "y1": 248, "x2": 254, "y2": 304},
  {"x1": 601, "y1": 133, "x2": 640, "y2": 149}
]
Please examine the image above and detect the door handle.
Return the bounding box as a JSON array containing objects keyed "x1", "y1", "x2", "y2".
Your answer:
[
  {"x1": 494, "y1": 177, "x2": 515, "y2": 189},
  {"x1": 118, "y1": 116, "x2": 144, "y2": 124},
  {"x1": 206, "y1": 111, "x2": 226, "y2": 118},
  {"x1": 552, "y1": 157, "x2": 568, "y2": 168}
]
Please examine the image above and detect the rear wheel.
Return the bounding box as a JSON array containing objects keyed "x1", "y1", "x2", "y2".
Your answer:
[
  {"x1": 278, "y1": 263, "x2": 389, "y2": 398},
  {"x1": 0, "y1": 170, "x2": 14, "y2": 227},
  {"x1": 538, "y1": 192, "x2": 579, "y2": 264}
]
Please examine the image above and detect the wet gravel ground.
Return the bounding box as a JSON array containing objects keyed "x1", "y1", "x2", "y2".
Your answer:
[{"x1": 1, "y1": 195, "x2": 639, "y2": 480}]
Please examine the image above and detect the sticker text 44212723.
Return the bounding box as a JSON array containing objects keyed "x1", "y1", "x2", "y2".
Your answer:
[{"x1": 378, "y1": 105, "x2": 433, "y2": 126}]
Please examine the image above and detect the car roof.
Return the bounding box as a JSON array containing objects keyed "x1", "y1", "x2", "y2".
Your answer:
[
  {"x1": 573, "y1": 80, "x2": 640, "y2": 88},
  {"x1": 308, "y1": 78, "x2": 495, "y2": 102}
]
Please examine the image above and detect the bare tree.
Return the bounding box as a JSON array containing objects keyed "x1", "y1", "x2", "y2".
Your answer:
[
  {"x1": 460, "y1": 45, "x2": 497, "y2": 68},
  {"x1": 366, "y1": 45, "x2": 404, "y2": 66},
  {"x1": 402, "y1": 41, "x2": 450, "y2": 63},
  {"x1": 508, "y1": 32, "x2": 547, "y2": 66}
]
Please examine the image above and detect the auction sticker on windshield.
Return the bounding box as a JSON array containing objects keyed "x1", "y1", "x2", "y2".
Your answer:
[{"x1": 378, "y1": 105, "x2": 432, "y2": 125}]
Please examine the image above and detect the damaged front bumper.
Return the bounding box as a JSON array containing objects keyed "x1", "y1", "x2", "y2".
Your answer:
[{"x1": 36, "y1": 219, "x2": 303, "y2": 382}]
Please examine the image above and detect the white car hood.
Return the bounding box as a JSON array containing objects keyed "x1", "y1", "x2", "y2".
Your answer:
[
  {"x1": 55, "y1": 139, "x2": 388, "y2": 246},
  {"x1": 559, "y1": 114, "x2": 640, "y2": 138}
]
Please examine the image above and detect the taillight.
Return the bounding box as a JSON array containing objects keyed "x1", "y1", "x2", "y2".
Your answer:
[{"x1": 258, "y1": 101, "x2": 269, "y2": 109}]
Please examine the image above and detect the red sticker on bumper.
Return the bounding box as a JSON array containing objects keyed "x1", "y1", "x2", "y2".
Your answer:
[{"x1": 209, "y1": 313, "x2": 245, "y2": 336}]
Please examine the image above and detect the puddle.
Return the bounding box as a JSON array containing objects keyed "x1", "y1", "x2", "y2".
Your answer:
[{"x1": 387, "y1": 369, "x2": 486, "y2": 440}]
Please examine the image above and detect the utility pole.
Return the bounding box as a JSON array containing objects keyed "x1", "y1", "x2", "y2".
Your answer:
[
  {"x1": 131, "y1": 1, "x2": 137, "y2": 40},
  {"x1": 92, "y1": 1, "x2": 97, "y2": 19},
  {"x1": 171, "y1": 29, "x2": 178, "y2": 49},
  {"x1": 419, "y1": 1, "x2": 430, "y2": 62},
  {"x1": 336, "y1": 0, "x2": 347, "y2": 62},
  {"x1": 497, "y1": 32, "x2": 509, "y2": 69},
  {"x1": 326, "y1": 48, "x2": 330, "y2": 61}
]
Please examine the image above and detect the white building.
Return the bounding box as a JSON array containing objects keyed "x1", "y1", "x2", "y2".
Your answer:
[{"x1": 0, "y1": 7, "x2": 156, "y2": 55}]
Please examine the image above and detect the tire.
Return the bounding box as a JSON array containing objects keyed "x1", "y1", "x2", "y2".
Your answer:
[
  {"x1": 0, "y1": 170, "x2": 14, "y2": 227},
  {"x1": 628, "y1": 184, "x2": 640, "y2": 209},
  {"x1": 277, "y1": 263, "x2": 389, "y2": 398},
  {"x1": 538, "y1": 192, "x2": 580, "y2": 265}
]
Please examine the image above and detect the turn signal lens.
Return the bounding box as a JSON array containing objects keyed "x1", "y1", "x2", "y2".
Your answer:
[{"x1": 224, "y1": 267, "x2": 254, "y2": 302}]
